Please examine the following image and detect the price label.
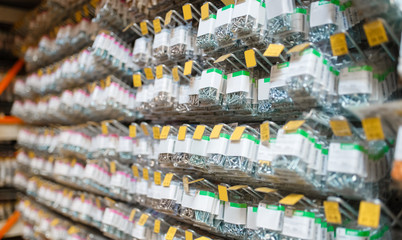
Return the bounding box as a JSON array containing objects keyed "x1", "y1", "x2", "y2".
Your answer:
[
  {"x1": 264, "y1": 44, "x2": 285, "y2": 57},
  {"x1": 83, "y1": 5, "x2": 89, "y2": 16},
  {"x1": 166, "y1": 227, "x2": 177, "y2": 240},
  {"x1": 185, "y1": 231, "x2": 193, "y2": 240},
  {"x1": 172, "y1": 67, "x2": 180, "y2": 82},
  {"x1": 80, "y1": 194, "x2": 85, "y2": 203},
  {"x1": 140, "y1": 123, "x2": 149, "y2": 136},
  {"x1": 255, "y1": 187, "x2": 276, "y2": 194},
  {"x1": 153, "y1": 18, "x2": 162, "y2": 33},
  {"x1": 154, "y1": 219, "x2": 161, "y2": 233},
  {"x1": 140, "y1": 21, "x2": 148, "y2": 35},
  {"x1": 279, "y1": 194, "x2": 304, "y2": 205},
  {"x1": 75, "y1": 11, "x2": 82, "y2": 22},
  {"x1": 218, "y1": 185, "x2": 229, "y2": 202},
  {"x1": 230, "y1": 126, "x2": 246, "y2": 141},
  {"x1": 215, "y1": 53, "x2": 231, "y2": 63},
  {"x1": 160, "y1": 126, "x2": 170, "y2": 139},
  {"x1": 287, "y1": 42, "x2": 310, "y2": 54},
  {"x1": 244, "y1": 49, "x2": 257, "y2": 68},
  {"x1": 110, "y1": 161, "x2": 116, "y2": 174},
  {"x1": 133, "y1": 74, "x2": 142, "y2": 87},
  {"x1": 260, "y1": 122, "x2": 270, "y2": 142},
  {"x1": 71, "y1": 158, "x2": 76, "y2": 167},
  {"x1": 330, "y1": 119, "x2": 352, "y2": 137},
  {"x1": 324, "y1": 201, "x2": 342, "y2": 224},
  {"x1": 95, "y1": 198, "x2": 101, "y2": 208},
  {"x1": 154, "y1": 171, "x2": 162, "y2": 185},
  {"x1": 183, "y1": 176, "x2": 189, "y2": 193},
  {"x1": 51, "y1": 218, "x2": 59, "y2": 226},
  {"x1": 201, "y1": 3, "x2": 209, "y2": 20},
  {"x1": 362, "y1": 117, "x2": 385, "y2": 141},
  {"x1": 210, "y1": 124, "x2": 223, "y2": 139},
  {"x1": 129, "y1": 209, "x2": 136, "y2": 221},
  {"x1": 178, "y1": 126, "x2": 187, "y2": 141},
  {"x1": 330, "y1": 33, "x2": 349, "y2": 56},
  {"x1": 283, "y1": 120, "x2": 305, "y2": 132},
  {"x1": 162, "y1": 173, "x2": 174, "y2": 187},
  {"x1": 129, "y1": 125, "x2": 136, "y2": 138},
  {"x1": 153, "y1": 126, "x2": 160, "y2": 139},
  {"x1": 132, "y1": 165, "x2": 139, "y2": 178},
  {"x1": 142, "y1": 168, "x2": 149, "y2": 180},
  {"x1": 221, "y1": 0, "x2": 235, "y2": 5},
  {"x1": 101, "y1": 122, "x2": 108, "y2": 134},
  {"x1": 358, "y1": 201, "x2": 381, "y2": 228},
  {"x1": 363, "y1": 20, "x2": 389, "y2": 47},
  {"x1": 68, "y1": 226, "x2": 79, "y2": 234},
  {"x1": 156, "y1": 65, "x2": 163, "y2": 79},
  {"x1": 138, "y1": 214, "x2": 149, "y2": 226},
  {"x1": 182, "y1": 4, "x2": 192, "y2": 20},
  {"x1": 193, "y1": 125, "x2": 206, "y2": 140},
  {"x1": 144, "y1": 68, "x2": 154, "y2": 80},
  {"x1": 183, "y1": 60, "x2": 193, "y2": 76},
  {"x1": 165, "y1": 10, "x2": 173, "y2": 26},
  {"x1": 105, "y1": 76, "x2": 111, "y2": 86},
  {"x1": 228, "y1": 185, "x2": 247, "y2": 190}
]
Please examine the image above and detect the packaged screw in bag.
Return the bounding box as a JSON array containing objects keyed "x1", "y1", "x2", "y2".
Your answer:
[
  {"x1": 198, "y1": 68, "x2": 226, "y2": 107},
  {"x1": 132, "y1": 36, "x2": 152, "y2": 67},
  {"x1": 214, "y1": 4, "x2": 235, "y2": 47},
  {"x1": 152, "y1": 27, "x2": 171, "y2": 63},
  {"x1": 309, "y1": 0, "x2": 341, "y2": 43},
  {"x1": 225, "y1": 70, "x2": 255, "y2": 113},
  {"x1": 338, "y1": 65, "x2": 373, "y2": 107},
  {"x1": 197, "y1": 14, "x2": 218, "y2": 52},
  {"x1": 158, "y1": 126, "x2": 178, "y2": 168},
  {"x1": 189, "y1": 125, "x2": 212, "y2": 171},
  {"x1": 172, "y1": 125, "x2": 195, "y2": 170},
  {"x1": 206, "y1": 124, "x2": 234, "y2": 173}
]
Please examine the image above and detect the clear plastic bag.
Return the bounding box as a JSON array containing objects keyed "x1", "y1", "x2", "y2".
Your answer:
[
  {"x1": 198, "y1": 68, "x2": 226, "y2": 106},
  {"x1": 214, "y1": 4, "x2": 235, "y2": 47},
  {"x1": 196, "y1": 14, "x2": 217, "y2": 52}
]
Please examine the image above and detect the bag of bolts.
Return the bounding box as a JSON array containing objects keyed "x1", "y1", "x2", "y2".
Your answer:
[
  {"x1": 222, "y1": 199, "x2": 248, "y2": 238},
  {"x1": 157, "y1": 177, "x2": 181, "y2": 214},
  {"x1": 192, "y1": 187, "x2": 220, "y2": 229},
  {"x1": 313, "y1": 61, "x2": 340, "y2": 112},
  {"x1": 157, "y1": 126, "x2": 177, "y2": 168},
  {"x1": 206, "y1": 124, "x2": 234, "y2": 173},
  {"x1": 132, "y1": 37, "x2": 152, "y2": 67},
  {"x1": 267, "y1": 62, "x2": 294, "y2": 113},
  {"x1": 309, "y1": 0, "x2": 342, "y2": 43},
  {"x1": 152, "y1": 28, "x2": 171, "y2": 62},
  {"x1": 214, "y1": 4, "x2": 235, "y2": 47},
  {"x1": 224, "y1": 126, "x2": 260, "y2": 179},
  {"x1": 198, "y1": 68, "x2": 226, "y2": 107},
  {"x1": 257, "y1": 76, "x2": 273, "y2": 114},
  {"x1": 134, "y1": 167, "x2": 151, "y2": 205},
  {"x1": 109, "y1": 161, "x2": 132, "y2": 199},
  {"x1": 172, "y1": 125, "x2": 195, "y2": 170},
  {"x1": 169, "y1": 25, "x2": 194, "y2": 61},
  {"x1": 230, "y1": 0, "x2": 266, "y2": 44},
  {"x1": 132, "y1": 124, "x2": 153, "y2": 166},
  {"x1": 338, "y1": 65, "x2": 374, "y2": 108},
  {"x1": 197, "y1": 14, "x2": 218, "y2": 52},
  {"x1": 189, "y1": 125, "x2": 212, "y2": 171},
  {"x1": 225, "y1": 70, "x2": 255, "y2": 113},
  {"x1": 152, "y1": 73, "x2": 175, "y2": 109},
  {"x1": 286, "y1": 48, "x2": 325, "y2": 109}
]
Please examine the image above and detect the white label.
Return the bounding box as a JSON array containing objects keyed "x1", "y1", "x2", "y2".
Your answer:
[
  {"x1": 256, "y1": 203, "x2": 284, "y2": 231},
  {"x1": 197, "y1": 18, "x2": 215, "y2": 37},
  {"x1": 227, "y1": 137, "x2": 256, "y2": 159},
  {"x1": 207, "y1": 137, "x2": 229, "y2": 155},
  {"x1": 133, "y1": 37, "x2": 148, "y2": 55},
  {"x1": 170, "y1": 26, "x2": 187, "y2": 46},
  {"x1": 339, "y1": 68, "x2": 372, "y2": 95},
  {"x1": 266, "y1": 0, "x2": 294, "y2": 20},
  {"x1": 394, "y1": 126, "x2": 402, "y2": 160},
  {"x1": 224, "y1": 202, "x2": 247, "y2": 225},
  {"x1": 246, "y1": 206, "x2": 258, "y2": 230},
  {"x1": 310, "y1": 1, "x2": 338, "y2": 28},
  {"x1": 215, "y1": 6, "x2": 234, "y2": 27},
  {"x1": 174, "y1": 137, "x2": 192, "y2": 154},
  {"x1": 282, "y1": 212, "x2": 315, "y2": 239},
  {"x1": 270, "y1": 63, "x2": 289, "y2": 88},
  {"x1": 153, "y1": 30, "x2": 170, "y2": 49},
  {"x1": 327, "y1": 142, "x2": 366, "y2": 177},
  {"x1": 189, "y1": 139, "x2": 209, "y2": 156},
  {"x1": 193, "y1": 191, "x2": 217, "y2": 213},
  {"x1": 226, "y1": 73, "x2": 250, "y2": 94},
  {"x1": 336, "y1": 228, "x2": 369, "y2": 240},
  {"x1": 158, "y1": 138, "x2": 175, "y2": 154},
  {"x1": 272, "y1": 129, "x2": 305, "y2": 158},
  {"x1": 199, "y1": 70, "x2": 224, "y2": 90},
  {"x1": 258, "y1": 78, "x2": 271, "y2": 101}
]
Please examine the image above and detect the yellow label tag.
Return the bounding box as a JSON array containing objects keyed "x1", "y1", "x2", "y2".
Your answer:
[
  {"x1": 165, "y1": 10, "x2": 173, "y2": 26},
  {"x1": 80, "y1": 194, "x2": 85, "y2": 202},
  {"x1": 230, "y1": 126, "x2": 246, "y2": 141},
  {"x1": 90, "y1": 0, "x2": 99, "y2": 7},
  {"x1": 68, "y1": 226, "x2": 79, "y2": 235},
  {"x1": 100, "y1": 79, "x2": 105, "y2": 89},
  {"x1": 28, "y1": 151, "x2": 35, "y2": 158},
  {"x1": 129, "y1": 125, "x2": 136, "y2": 138},
  {"x1": 163, "y1": 173, "x2": 174, "y2": 187},
  {"x1": 68, "y1": 191, "x2": 73, "y2": 199},
  {"x1": 188, "y1": 178, "x2": 204, "y2": 184},
  {"x1": 140, "y1": 123, "x2": 150, "y2": 136},
  {"x1": 264, "y1": 44, "x2": 285, "y2": 57},
  {"x1": 83, "y1": 5, "x2": 89, "y2": 16},
  {"x1": 104, "y1": 197, "x2": 116, "y2": 205},
  {"x1": 166, "y1": 227, "x2": 177, "y2": 240},
  {"x1": 156, "y1": 65, "x2": 163, "y2": 79},
  {"x1": 153, "y1": 18, "x2": 161, "y2": 33},
  {"x1": 24, "y1": 200, "x2": 30, "y2": 207},
  {"x1": 201, "y1": 3, "x2": 209, "y2": 20},
  {"x1": 287, "y1": 42, "x2": 310, "y2": 54},
  {"x1": 144, "y1": 68, "x2": 154, "y2": 80},
  {"x1": 221, "y1": 0, "x2": 235, "y2": 5},
  {"x1": 51, "y1": 218, "x2": 59, "y2": 226},
  {"x1": 160, "y1": 126, "x2": 171, "y2": 140},
  {"x1": 37, "y1": 69, "x2": 43, "y2": 76},
  {"x1": 184, "y1": 60, "x2": 193, "y2": 76},
  {"x1": 110, "y1": 161, "x2": 116, "y2": 174},
  {"x1": 218, "y1": 185, "x2": 229, "y2": 202},
  {"x1": 279, "y1": 194, "x2": 304, "y2": 205},
  {"x1": 154, "y1": 171, "x2": 162, "y2": 185},
  {"x1": 101, "y1": 122, "x2": 108, "y2": 135},
  {"x1": 362, "y1": 117, "x2": 385, "y2": 141},
  {"x1": 329, "y1": 119, "x2": 352, "y2": 137},
  {"x1": 138, "y1": 214, "x2": 149, "y2": 226},
  {"x1": 48, "y1": 156, "x2": 54, "y2": 163},
  {"x1": 129, "y1": 209, "x2": 136, "y2": 221},
  {"x1": 95, "y1": 198, "x2": 101, "y2": 208},
  {"x1": 183, "y1": 4, "x2": 192, "y2": 20},
  {"x1": 185, "y1": 231, "x2": 193, "y2": 240},
  {"x1": 215, "y1": 53, "x2": 231, "y2": 63},
  {"x1": 255, "y1": 187, "x2": 276, "y2": 194},
  {"x1": 330, "y1": 33, "x2": 349, "y2": 56},
  {"x1": 228, "y1": 185, "x2": 247, "y2": 190},
  {"x1": 323, "y1": 201, "x2": 342, "y2": 224},
  {"x1": 210, "y1": 124, "x2": 223, "y2": 139},
  {"x1": 133, "y1": 74, "x2": 142, "y2": 87},
  {"x1": 260, "y1": 122, "x2": 270, "y2": 142},
  {"x1": 244, "y1": 49, "x2": 257, "y2": 68},
  {"x1": 154, "y1": 219, "x2": 161, "y2": 233},
  {"x1": 195, "y1": 237, "x2": 211, "y2": 240},
  {"x1": 75, "y1": 11, "x2": 82, "y2": 22},
  {"x1": 153, "y1": 126, "x2": 160, "y2": 139},
  {"x1": 172, "y1": 67, "x2": 180, "y2": 82},
  {"x1": 140, "y1": 21, "x2": 148, "y2": 35},
  {"x1": 71, "y1": 158, "x2": 76, "y2": 167},
  {"x1": 358, "y1": 201, "x2": 381, "y2": 228},
  {"x1": 183, "y1": 176, "x2": 189, "y2": 193},
  {"x1": 283, "y1": 120, "x2": 305, "y2": 132},
  {"x1": 178, "y1": 126, "x2": 187, "y2": 141},
  {"x1": 132, "y1": 165, "x2": 139, "y2": 177},
  {"x1": 363, "y1": 20, "x2": 389, "y2": 47},
  {"x1": 143, "y1": 168, "x2": 149, "y2": 180},
  {"x1": 193, "y1": 125, "x2": 206, "y2": 140},
  {"x1": 106, "y1": 76, "x2": 111, "y2": 87}
]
